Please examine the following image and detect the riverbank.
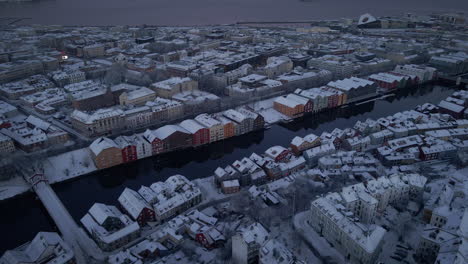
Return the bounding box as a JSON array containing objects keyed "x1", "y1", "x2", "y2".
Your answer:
[{"x1": 0, "y1": 88, "x2": 393, "y2": 201}]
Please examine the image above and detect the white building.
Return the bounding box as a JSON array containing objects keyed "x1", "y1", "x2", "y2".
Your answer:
[
  {"x1": 80, "y1": 203, "x2": 140, "y2": 251},
  {"x1": 232, "y1": 222, "x2": 269, "y2": 264},
  {"x1": 309, "y1": 173, "x2": 427, "y2": 264},
  {"x1": 150, "y1": 174, "x2": 202, "y2": 223}
]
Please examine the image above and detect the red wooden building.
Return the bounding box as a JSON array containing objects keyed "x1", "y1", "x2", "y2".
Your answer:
[
  {"x1": 143, "y1": 129, "x2": 164, "y2": 155},
  {"x1": 118, "y1": 188, "x2": 155, "y2": 226},
  {"x1": 115, "y1": 136, "x2": 138, "y2": 162},
  {"x1": 179, "y1": 119, "x2": 210, "y2": 146}
]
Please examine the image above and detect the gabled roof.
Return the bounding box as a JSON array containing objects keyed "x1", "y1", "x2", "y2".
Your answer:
[
  {"x1": 89, "y1": 137, "x2": 119, "y2": 156},
  {"x1": 89, "y1": 203, "x2": 122, "y2": 225},
  {"x1": 154, "y1": 125, "x2": 190, "y2": 140},
  {"x1": 118, "y1": 188, "x2": 151, "y2": 219},
  {"x1": 179, "y1": 119, "x2": 205, "y2": 134}
]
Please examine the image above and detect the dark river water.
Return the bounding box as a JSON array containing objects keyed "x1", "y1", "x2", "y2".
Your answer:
[
  {"x1": 0, "y1": 0, "x2": 466, "y2": 25},
  {"x1": 0, "y1": 83, "x2": 457, "y2": 254}
]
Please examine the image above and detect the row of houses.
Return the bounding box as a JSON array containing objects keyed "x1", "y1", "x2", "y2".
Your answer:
[
  {"x1": 71, "y1": 97, "x2": 184, "y2": 137},
  {"x1": 0, "y1": 115, "x2": 69, "y2": 152},
  {"x1": 273, "y1": 64, "x2": 437, "y2": 119},
  {"x1": 273, "y1": 76, "x2": 375, "y2": 118},
  {"x1": 214, "y1": 144, "x2": 308, "y2": 193},
  {"x1": 88, "y1": 107, "x2": 264, "y2": 169},
  {"x1": 368, "y1": 64, "x2": 437, "y2": 90},
  {"x1": 81, "y1": 174, "x2": 202, "y2": 251}
]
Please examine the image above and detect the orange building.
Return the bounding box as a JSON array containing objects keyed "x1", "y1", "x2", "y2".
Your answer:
[
  {"x1": 216, "y1": 115, "x2": 235, "y2": 139},
  {"x1": 273, "y1": 96, "x2": 304, "y2": 118},
  {"x1": 89, "y1": 137, "x2": 123, "y2": 169}
]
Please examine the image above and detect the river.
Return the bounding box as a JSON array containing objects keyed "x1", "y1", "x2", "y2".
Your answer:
[
  {"x1": 0, "y1": 0, "x2": 466, "y2": 26},
  {"x1": 0, "y1": 83, "x2": 457, "y2": 253}
]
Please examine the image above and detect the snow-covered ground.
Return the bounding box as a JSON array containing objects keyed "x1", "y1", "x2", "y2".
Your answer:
[
  {"x1": 258, "y1": 108, "x2": 290, "y2": 125},
  {"x1": 193, "y1": 176, "x2": 228, "y2": 203},
  {"x1": 0, "y1": 176, "x2": 30, "y2": 200},
  {"x1": 269, "y1": 214, "x2": 323, "y2": 263},
  {"x1": 293, "y1": 210, "x2": 345, "y2": 263},
  {"x1": 247, "y1": 97, "x2": 276, "y2": 111},
  {"x1": 43, "y1": 148, "x2": 97, "y2": 184},
  {"x1": 247, "y1": 97, "x2": 291, "y2": 125}
]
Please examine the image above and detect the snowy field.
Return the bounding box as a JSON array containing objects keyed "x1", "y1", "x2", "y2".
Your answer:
[
  {"x1": 248, "y1": 97, "x2": 291, "y2": 125},
  {"x1": 259, "y1": 108, "x2": 291, "y2": 125},
  {"x1": 43, "y1": 148, "x2": 97, "y2": 184}
]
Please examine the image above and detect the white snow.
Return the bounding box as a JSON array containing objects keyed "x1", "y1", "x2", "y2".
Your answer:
[{"x1": 43, "y1": 148, "x2": 97, "y2": 184}]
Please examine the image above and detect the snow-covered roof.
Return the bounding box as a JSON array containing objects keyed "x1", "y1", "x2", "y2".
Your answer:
[
  {"x1": 118, "y1": 188, "x2": 151, "y2": 219},
  {"x1": 195, "y1": 113, "x2": 221, "y2": 128},
  {"x1": 438, "y1": 100, "x2": 465, "y2": 113},
  {"x1": 154, "y1": 125, "x2": 190, "y2": 140},
  {"x1": 274, "y1": 96, "x2": 301, "y2": 108},
  {"x1": 238, "y1": 222, "x2": 269, "y2": 245},
  {"x1": 89, "y1": 137, "x2": 119, "y2": 156},
  {"x1": 179, "y1": 119, "x2": 205, "y2": 134},
  {"x1": 0, "y1": 232, "x2": 74, "y2": 264},
  {"x1": 265, "y1": 145, "x2": 288, "y2": 159}
]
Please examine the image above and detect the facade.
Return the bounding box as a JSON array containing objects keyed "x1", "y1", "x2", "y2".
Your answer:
[
  {"x1": 0, "y1": 133, "x2": 15, "y2": 154},
  {"x1": 237, "y1": 107, "x2": 265, "y2": 131},
  {"x1": 195, "y1": 113, "x2": 224, "y2": 142},
  {"x1": 70, "y1": 108, "x2": 126, "y2": 137},
  {"x1": 223, "y1": 109, "x2": 252, "y2": 135},
  {"x1": 89, "y1": 137, "x2": 123, "y2": 169},
  {"x1": 115, "y1": 136, "x2": 138, "y2": 163},
  {"x1": 154, "y1": 125, "x2": 192, "y2": 152},
  {"x1": 143, "y1": 129, "x2": 164, "y2": 155},
  {"x1": 71, "y1": 87, "x2": 114, "y2": 111},
  {"x1": 133, "y1": 134, "x2": 153, "y2": 159},
  {"x1": 216, "y1": 115, "x2": 236, "y2": 139},
  {"x1": 0, "y1": 60, "x2": 44, "y2": 84},
  {"x1": 286, "y1": 93, "x2": 313, "y2": 113},
  {"x1": 274, "y1": 96, "x2": 304, "y2": 118},
  {"x1": 119, "y1": 87, "x2": 157, "y2": 106},
  {"x1": 179, "y1": 119, "x2": 210, "y2": 146}
]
